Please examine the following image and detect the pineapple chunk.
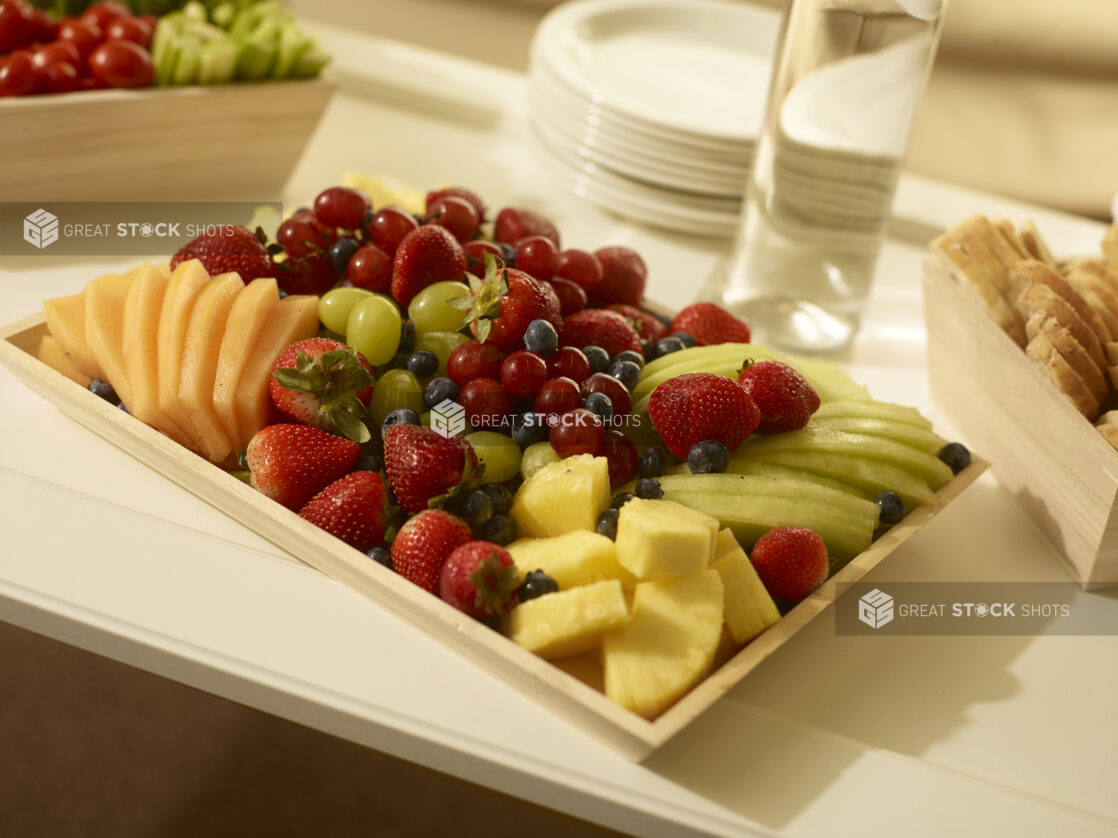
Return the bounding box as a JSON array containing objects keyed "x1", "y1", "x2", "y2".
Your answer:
[
  {"x1": 602, "y1": 569, "x2": 724, "y2": 719},
  {"x1": 711, "y1": 532, "x2": 780, "y2": 646},
  {"x1": 615, "y1": 498, "x2": 719, "y2": 580},
  {"x1": 713, "y1": 527, "x2": 740, "y2": 564},
  {"x1": 510, "y1": 454, "x2": 611, "y2": 538},
  {"x1": 508, "y1": 530, "x2": 636, "y2": 590},
  {"x1": 504, "y1": 579, "x2": 629, "y2": 659},
  {"x1": 37, "y1": 334, "x2": 90, "y2": 387}
]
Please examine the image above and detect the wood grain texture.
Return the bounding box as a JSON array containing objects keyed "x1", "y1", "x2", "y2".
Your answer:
[
  {"x1": 1, "y1": 310, "x2": 986, "y2": 758},
  {"x1": 924, "y1": 255, "x2": 1118, "y2": 589},
  {"x1": 0, "y1": 81, "x2": 335, "y2": 202}
]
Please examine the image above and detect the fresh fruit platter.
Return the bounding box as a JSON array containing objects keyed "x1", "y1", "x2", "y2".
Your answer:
[{"x1": 0, "y1": 178, "x2": 985, "y2": 757}]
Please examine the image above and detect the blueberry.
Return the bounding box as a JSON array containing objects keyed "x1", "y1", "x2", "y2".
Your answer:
[
  {"x1": 480, "y1": 512, "x2": 518, "y2": 546},
  {"x1": 596, "y1": 508, "x2": 620, "y2": 540},
  {"x1": 653, "y1": 336, "x2": 686, "y2": 359},
  {"x1": 671, "y1": 331, "x2": 697, "y2": 348},
  {"x1": 356, "y1": 453, "x2": 384, "y2": 472},
  {"x1": 398, "y1": 320, "x2": 417, "y2": 354},
  {"x1": 687, "y1": 440, "x2": 729, "y2": 474},
  {"x1": 583, "y1": 391, "x2": 613, "y2": 423},
  {"x1": 329, "y1": 237, "x2": 360, "y2": 274},
  {"x1": 424, "y1": 377, "x2": 459, "y2": 409},
  {"x1": 480, "y1": 483, "x2": 514, "y2": 515},
  {"x1": 460, "y1": 488, "x2": 494, "y2": 529},
  {"x1": 367, "y1": 544, "x2": 393, "y2": 569},
  {"x1": 608, "y1": 360, "x2": 641, "y2": 390},
  {"x1": 582, "y1": 345, "x2": 610, "y2": 374},
  {"x1": 524, "y1": 319, "x2": 559, "y2": 357},
  {"x1": 875, "y1": 491, "x2": 906, "y2": 525},
  {"x1": 381, "y1": 407, "x2": 420, "y2": 440},
  {"x1": 611, "y1": 491, "x2": 635, "y2": 509},
  {"x1": 937, "y1": 442, "x2": 971, "y2": 474},
  {"x1": 634, "y1": 477, "x2": 663, "y2": 500},
  {"x1": 517, "y1": 569, "x2": 559, "y2": 602},
  {"x1": 498, "y1": 243, "x2": 518, "y2": 266},
  {"x1": 88, "y1": 378, "x2": 118, "y2": 403},
  {"x1": 637, "y1": 447, "x2": 665, "y2": 479},
  {"x1": 406, "y1": 349, "x2": 438, "y2": 379},
  {"x1": 610, "y1": 350, "x2": 644, "y2": 370},
  {"x1": 511, "y1": 411, "x2": 547, "y2": 447}
]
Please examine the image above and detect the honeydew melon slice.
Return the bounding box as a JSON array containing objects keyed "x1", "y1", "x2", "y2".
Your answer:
[
  {"x1": 42, "y1": 293, "x2": 101, "y2": 380},
  {"x1": 213, "y1": 277, "x2": 279, "y2": 447},
  {"x1": 804, "y1": 416, "x2": 945, "y2": 455},
  {"x1": 84, "y1": 271, "x2": 140, "y2": 408},
  {"x1": 232, "y1": 294, "x2": 319, "y2": 452},
  {"x1": 158, "y1": 260, "x2": 213, "y2": 451},
  {"x1": 121, "y1": 263, "x2": 195, "y2": 448},
  {"x1": 813, "y1": 399, "x2": 933, "y2": 428},
  {"x1": 37, "y1": 334, "x2": 90, "y2": 387},
  {"x1": 179, "y1": 272, "x2": 245, "y2": 463}
]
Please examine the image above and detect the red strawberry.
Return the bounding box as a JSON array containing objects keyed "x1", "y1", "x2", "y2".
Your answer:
[
  {"x1": 750, "y1": 526, "x2": 829, "y2": 602},
  {"x1": 245, "y1": 424, "x2": 361, "y2": 511},
  {"x1": 737, "y1": 360, "x2": 820, "y2": 433},
  {"x1": 590, "y1": 246, "x2": 646, "y2": 307},
  {"x1": 609, "y1": 303, "x2": 668, "y2": 344},
  {"x1": 561, "y1": 309, "x2": 642, "y2": 358},
  {"x1": 298, "y1": 471, "x2": 390, "y2": 551},
  {"x1": 384, "y1": 424, "x2": 481, "y2": 513},
  {"x1": 426, "y1": 186, "x2": 486, "y2": 221},
  {"x1": 391, "y1": 509, "x2": 473, "y2": 593},
  {"x1": 647, "y1": 372, "x2": 761, "y2": 460},
  {"x1": 670, "y1": 302, "x2": 751, "y2": 346},
  {"x1": 438, "y1": 541, "x2": 520, "y2": 619},
  {"x1": 494, "y1": 207, "x2": 561, "y2": 248},
  {"x1": 454, "y1": 258, "x2": 563, "y2": 352},
  {"x1": 269, "y1": 337, "x2": 375, "y2": 443},
  {"x1": 170, "y1": 226, "x2": 275, "y2": 281},
  {"x1": 390, "y1": 225, "x2": 467, "y2": 307}
]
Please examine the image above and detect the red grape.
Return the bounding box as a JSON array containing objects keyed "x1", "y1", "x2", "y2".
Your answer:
[
  {"x1": 546, "y1": 277, "x2": 587, "y2": 317},
  {"x1": 426, "y1": 195, "x2": 480, "y2": 243},
  {"x1": 600, "y1": 429, "x2": 638, "y2": 486},
  {"x1": 459, "y1": 377, "x2": 512, "y2": 429},
  {"x1": 550, "y1": 408, "x2": 604, "y2": 458},
  {"x1": 426, "y1": 186, "x2": 485, "y2": 220},
  {"x1": 277, "y1": 210, "x2": 334, "y2": 258},
  {"x1": 554, "y1": 249, "x2": 603, "y2": 292},
  {"x1": 546, "y1": 346, "x2": 590, "y2": 383},
  {"x1": 494, "y1": 207, "x2": 560, "y2": 248},
  {"x1": 500, "y1": 350, "x2": 548, "y2": 398},
  {"x1": 315, "y1": 186, "x2": 371, "y2": 231},
  {"x1": 368, "y1": 207, "x2": 419, "y2": 255},
  {"x1": 534, "y1": 376, "x2": 581, "y2": 421},
  {"x1": 88, "y1": 39, "x2": 153, "y2": 89},
  {"x1": 347, "y1": 243, "x2": 393, "y2": 293},
  {"x1": 278, "y1": 253, "x2": 336, "y2": 296},
  {"x1": 583, "y1": 372, "x2": 631, "y2": 416},
  {"x1": 447, "y1": 341, "x2": 504, "y2": 387},
  {"x1": 514, "y1": 235, "x2": 558, "y2": 282},
  {"x1": 462, "y1": 240, "x2": 504, "y2": 278}
]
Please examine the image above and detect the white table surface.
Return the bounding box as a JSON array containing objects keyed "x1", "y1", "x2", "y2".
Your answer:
[{"x1": 2, "y1": 26, "x2": 1117, "y2": 838}]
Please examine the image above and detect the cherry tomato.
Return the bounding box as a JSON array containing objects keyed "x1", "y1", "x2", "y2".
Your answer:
[
  {"x1": 80, "y1": 2, "x2": 131, "y2": 32},
  {"x1": 88, "y1": 39, "x2": 153, "y2": 89},
  {"x1": 138, "y1": 13, "x2": 157, "y2": 31},
  {"x1": 105, "y1": 16, "x2": 151, "y2": 49},
  {"x1": 0, "y1": 0, "x2": 33, "y2": 53},
  {"x1": 57, "y1": 18, "x2": 103, "y2": 59},
  {"x1": 26, "y1": 6, "x2": 56, "y2": 43},
  {"x1": 0, "y1": 49, "x2": 34, "y2": 97},
  {"x1": 32, "y1": 41, "x2": 82, "y2": 70},
  {"x1": 34, "y1": 59, "x2": 79, "y2": 94}
]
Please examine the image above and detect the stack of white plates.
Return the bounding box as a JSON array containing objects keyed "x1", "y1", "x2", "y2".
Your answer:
[{"x1": 527, "y1": 0, "x2": 781, "y2": 237}]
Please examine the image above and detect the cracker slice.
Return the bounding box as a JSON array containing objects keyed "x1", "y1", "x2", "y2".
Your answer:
[
  {"x1": 1026, "y1": 332, "x2": 1101, "y2": 419},
  {"x1": 1102, "y1": 225, "x2": 1118, "y2": 272},
  {"x1": 932, "y1": 224, "x2": 1027, "y2": 345},
  {"x1": 1015, "y1": 280, "x2": 1108, "y2": 380},
  {"x1": 1020, "y1": 220, "x2": 1059, "y2": 268},
  {"x1": 993, "y1": 218, "x2": 1028, "y2": 259},
  {"x1": 1009, "y1": 260, "x2": 1113, "y2": 346},
  {"x1": 1098, "y1": 409, "x2": 1118, "y2": 427},
  {"x1": 1065, "y1": 268, "x2": 1118, "y2": 342},
  {"x1": 1026, "y1": 312, "x2": 1109, "y2": 405},
  {"x1": 1097, "y1": 423, "x2": 1118, "y2": 452}
]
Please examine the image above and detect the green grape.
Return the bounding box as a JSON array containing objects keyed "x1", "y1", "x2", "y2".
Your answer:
[
  {"x1": 318, "y1": 286, "x2": 372, "y2": 335},
  {"x1": 346, "y1": 294, "x2": 402, "y2": 366},
  {"x1": 413, "y1": 330, "x2": 471, "y2": 378},
  {"x1": 409, "y1": 281, "x2": 471, "y2": 334},
  {"x1": 466, "y1": 431, "x2": 521, "y2": 484},
  {"x1": 370, "y1": 369, "x2": 424, "y2": 427},
  {"x1": 521, "y1": 441, "x2": 561, "y2": 480}
]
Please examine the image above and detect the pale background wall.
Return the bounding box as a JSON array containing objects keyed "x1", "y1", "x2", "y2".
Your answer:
[{"x1": 287, "y1": 0, "x2": 1118, "y2": 219}]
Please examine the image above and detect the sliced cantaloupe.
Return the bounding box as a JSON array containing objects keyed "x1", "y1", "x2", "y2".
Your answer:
[
  {"x1": 84, "y1": 271, "x2": 140, "y2": 408},
  {"x1": 43, "y1": 293, "x2": 101, "y2": 380},
  {"x1": 233, "y1": 294, "x2": 319, "y2": 451},
  {"x1": 158, "y1": 260, "x2": 213, "y2": 448},
  {"x1": 37, "y1": 334, "x2": 91, "y2": 387},
  {"x1": 121, "y1": 263, "x2": 195, "y2": 449},
  {"x1": 178, "y1": 271, "x2": 245, "y2": 463},
  {"x1": 213, "y1": 277, "x2": 280, "y2": 447}
]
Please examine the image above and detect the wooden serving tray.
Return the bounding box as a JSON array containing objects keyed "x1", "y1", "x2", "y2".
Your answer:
[{"x1": 0, "y1": 309, "x2": 986, "y2": 759}]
